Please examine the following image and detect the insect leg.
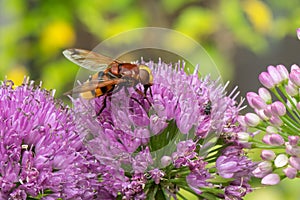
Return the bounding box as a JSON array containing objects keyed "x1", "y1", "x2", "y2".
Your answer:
[
  {"x1": 96, "y1": 84, "x2": 124, "y2": 116},
  {"x1": 143, "y1": 84, "x2": 152, "y2": 96},
  {"x1": 129, "y1": 86, "x2": 152, "y2": 112},
  {"x1": 111, "y1": 85, "x2": 124, "y2": 94},
  {"x1": 134, "y1": 86, "x2": 152, "y2": 107},
  {"x1": 96, "y1": 95, "x2": 108, "y2": 116}
]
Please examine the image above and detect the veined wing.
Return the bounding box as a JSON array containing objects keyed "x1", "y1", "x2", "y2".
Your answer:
[{"x1": 63, "y1": 48, "x2": 122, "y2": 72}]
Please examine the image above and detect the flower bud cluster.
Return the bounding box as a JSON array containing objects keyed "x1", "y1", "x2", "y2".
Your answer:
[{"x1": 244, "y1": 64, "x2": 300, "y2": 185}]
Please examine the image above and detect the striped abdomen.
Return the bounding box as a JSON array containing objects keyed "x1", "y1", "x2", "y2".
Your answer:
[{"x1": 80, "y1": 71, "x2": 115, "y2": 99}]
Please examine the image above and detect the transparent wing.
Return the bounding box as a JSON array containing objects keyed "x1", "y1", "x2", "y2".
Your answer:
[
  {"x1": 64, "y1": 79, "x2": 124, "y2": 95},
  {"x1": 63, "y1": 48, "x2": 122, "y2": 72}
]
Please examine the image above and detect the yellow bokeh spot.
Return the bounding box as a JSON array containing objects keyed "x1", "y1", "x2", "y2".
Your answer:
[
  {"x1": 242, "y1": 0, "x2": 273, "y2": 34},
  {"x1": 40, "y1": 20, "x2": 75, "y2": 53},
  {"x1": 6, "y1": 65, "x2": 28, "y2": 86}
]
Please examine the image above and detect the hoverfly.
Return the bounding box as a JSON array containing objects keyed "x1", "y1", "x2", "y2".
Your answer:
[{"x1": 63, "y1": 48, "x2": 153, "y2": 114}]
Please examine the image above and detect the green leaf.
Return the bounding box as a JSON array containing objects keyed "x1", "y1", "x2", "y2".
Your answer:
[
  {"x1": 149, "y1": 120, "x2": 179, "y2": 152},
  {"x1": 200, "y1": 192, "x2": 219, "y2": 200},
  {"x1": 149, "y1": 120, "x2": 195, "y2": 169}
]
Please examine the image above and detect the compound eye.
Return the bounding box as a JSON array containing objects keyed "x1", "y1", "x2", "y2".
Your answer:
[{"x1": 139, "y1": 69, "x2": 150, "y2": 85}]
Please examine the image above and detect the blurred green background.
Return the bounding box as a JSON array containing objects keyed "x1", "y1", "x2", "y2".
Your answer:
[{"x1": 1, "y1": 0, "x2": 300, "y2": 199}]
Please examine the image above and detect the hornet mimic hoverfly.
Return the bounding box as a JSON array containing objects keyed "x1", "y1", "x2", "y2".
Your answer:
[{"x1": 63, "y1": 48, "x2": 153, "y2": 114}]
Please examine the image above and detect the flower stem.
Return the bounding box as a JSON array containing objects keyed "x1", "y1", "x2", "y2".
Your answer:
[{"x1": 272, "y1": 87, "x2": 300, "y2": 126}]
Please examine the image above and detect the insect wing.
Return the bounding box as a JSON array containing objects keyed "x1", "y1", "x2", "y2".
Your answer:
[
  {"x1": 64, "y1": 79, "x2": 123, "y2": 95},
  {"x1": 63, "y1": 48, "x2": 121, "y2": 72}
]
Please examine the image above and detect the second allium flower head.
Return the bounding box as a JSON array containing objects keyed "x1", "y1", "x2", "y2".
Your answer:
[
  {"x1": 73, "y1": 58, "x2": 254, "y2": 199},
  {"x1": 243, "y1": 63, "x2": 300, "y2": 185}
]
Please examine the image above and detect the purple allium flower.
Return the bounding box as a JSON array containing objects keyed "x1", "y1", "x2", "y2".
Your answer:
[
  {"x1": 224, "y1": 178, "x2": 252, "y2": 200},
  {"x1": 160, "y1": 155, "x2": 172, "y2": 167},
  {"x1": 186, "y1": 159, "x2": 212, "y2": 194},
  {"x1": 0, "y1": 78, "x2": 101, "y2": 199},
  {"x1": 172, "y1": 140, "x2": 197, "y2": 168},
  {"x1": 122, "y1": 173, "x2": 147, "y2": 200},
  {"x1": 72, "y1": 59, "x2": 248, "y2": 199},
  {"x1": 149, "y1": 168, "x2": 165, "y2": 184},
  {"x1": 186, "y1": 167, "x2": 211, "y2": 194},
  {"x1": 133, "y1": 147, "x2": 153, "y2": 173},
  {"x1": 216, "y1": 146, "x2": 255, "y2": 179}
]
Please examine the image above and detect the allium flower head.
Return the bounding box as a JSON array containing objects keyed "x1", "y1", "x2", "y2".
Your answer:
[
  {"x1": 243, "y1": 63, "x2": 300, "y2": 185},
  {"x1": 0, "y1": 78, "x2": 101, "y2": 199},
  {"x1": 73, "y1": 59, "x2": 253, "y2": 199}
]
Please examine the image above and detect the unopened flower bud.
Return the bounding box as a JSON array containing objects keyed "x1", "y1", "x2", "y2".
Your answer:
[
  {"x1": 288, "y1": 136, "x2": 300, "y2": 146},
  {"x1": 269, "y1": 115, "x2": 283, "y2": 127},
  {"x1": 274, "y1": 154, "x2": 288, "y2": 168},
  {"x1": 261, "y1": 173, "x2": 280, "y2": 185},
  {"x1": 267, "y1": 65, "x2": 282, "y2": 85},
  {"x1": 258, "y1": 87, "x2": 271, "y2": 103},
  {"x1": 283, "y1": 167, "x2": 297, "y2": 179},
  {"x1": 276, "y1": 65, "x2": 289, "y2": 81},
  {"x1": 290, "y1": 68, "x2": 300, "y2": 87},
  {"x1": 251, "y1": 96, "x2": 267, "y2": 110},
  {"x1": 289, "y1": 156, "x2": 300, "y2": 170},
  {"x1": 263, "y1": 133, "x2": 284, "y2": 146},
  {"x1": 291, "y1": 64, "x2": 300, "y2": 70},
  {"x1": 285, "y1": 143, "x2": 300, "y2": 156},
  {"x1": 161, "y1": 156, "x2": 172, "y2": 167},
  {"x1": 256, "y1": 109, "x2": 269, "y2": 121},
  {"x1": 253, "y1": 161, "x2": 273, "y2": 178},
  {"x1": 237, "y1": 115, "x2": 247, "y2": 127},
  {"x1": 285, "y1": 81, "x2": 298, "y2": 96},
  {"x1": 261, "y1": 150, "x2": 276, "y2": 161},
  {"x1": 245, "y1": 113, "x2": 261, "y2": 127},
  {"x1": 246, "y1": 92, "x2": 259, "y2": 108},
  {"x1": 259, "y1": 72, "x2": 275, "y2": 89},
  {"x1": 263, "y1": 105, "x2": 273, "y2": 118},
  {"x1": 237, "y1": 132, "x2": 250, "y2": 143},
  {"x1": 271, "y1": 101, "x2": 286, "y2": 116}
]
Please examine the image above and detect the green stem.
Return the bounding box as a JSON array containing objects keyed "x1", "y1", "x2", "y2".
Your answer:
[
  {"x1": 280, "y1": 120, "x2": 300, "y2": 137},
  {"x1": 169, "y1": 168, "x2": 190, "y2": 176},
  {"x1": 272, "y1": 87, "x2": 300, "y2": 126},
  {"x1": 168, "y1": 178, "x2": 188, "y2": 184},
  {"x1": 279, "y1": 85, "x2": 300, "y2": 118},
  {"x1": 251, "y1": 138, "x2": 267, "y2": 145},
  {"x1": 177, "y1": 185, "x2": 200, "y2": 197},
  {"x1": 251, "y1": 143, "x2": 286, "y2": 149},
  {"x1": 177, "y1": 192, "x2": 189, "y2": 200}
]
